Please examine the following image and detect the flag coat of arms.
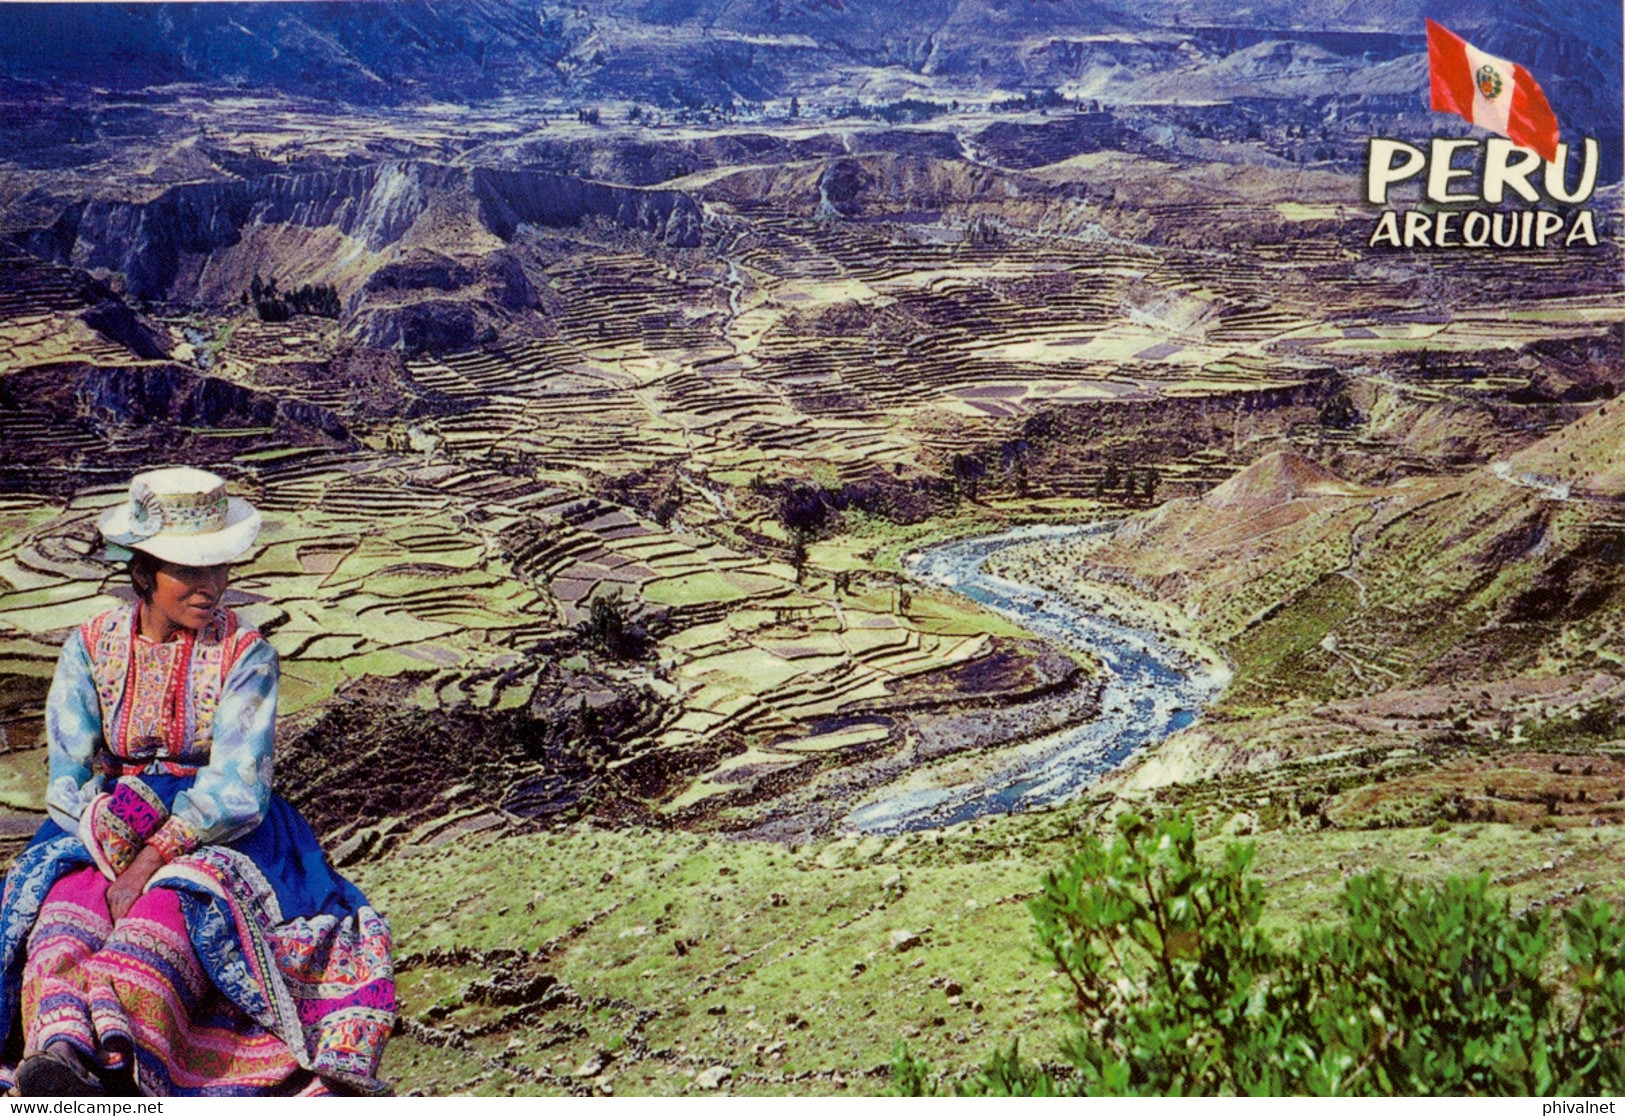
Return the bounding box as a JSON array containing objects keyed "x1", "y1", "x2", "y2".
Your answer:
[{"x1": 1425, "y1": 19, "x2": 1561, "y2": 162}]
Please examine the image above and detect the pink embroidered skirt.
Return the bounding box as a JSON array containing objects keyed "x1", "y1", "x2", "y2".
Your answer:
[
  {"x1": 0, "y1": 784, "x2": 394, "y2": 1096},
  {"x1": 23, "y1": 867, "x2": 323, "y2": 1095}
]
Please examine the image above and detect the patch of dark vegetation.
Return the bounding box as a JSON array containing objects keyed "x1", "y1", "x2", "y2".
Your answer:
[
  {"x1": 596, "y1": 463, "x2": 685, "y2": 527},
  {"x1": 1504, "y1": 536, "x2": 1625, "y2": 625},
  {"x1": 833, "y1": 98, "x2": 946, "y2": 126},
  {"x1": 575, "y1": 590, "x2": 652, "y2": 660},
  {"x1": 281, "y1": 662, "x2": 668, "y2": 855},
  {"x1": 1520, "y1": 700, "x2": 1624, "y2": 751},
  {"x1": 968, "y1": 381, "x2": 1338, "y2": 504},
  {"x1": 244, "y1": 345, "x2": 471, "y2": 424},
  {"x1": 246, "y1": 272, "x2": 341, "y2": 321},
  {"x1": 827, "y1": 472, "x2": 958, "y2": 526},
  {"x1": 1317, "y1": 391, "x2": 1360, "y2": 430}
]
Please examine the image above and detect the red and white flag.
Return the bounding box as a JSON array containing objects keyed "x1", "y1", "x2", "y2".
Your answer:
[{"x1": 1426, "y1": 19, "x2": 1560, "y2": 162}]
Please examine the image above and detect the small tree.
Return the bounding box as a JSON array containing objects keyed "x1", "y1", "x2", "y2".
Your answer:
[
  {"x1": 790, "y1": 534, "x2": 809, "y2": 583},
  {"x1": 1139, "y1": 465, "x2": 1160, "y2": 500},
  {"x1": 951, "y1": 453, "x2": 986, "y2": 503},
  {"x1": 898, "y1": 811, "x2": 1625, "y2": 1097},
  {"x1": 576, "y1": 591, "x2": 644, "y2": 659},
  {"x1": 651, "y1": 484, "x2": 680, "y2": 527},
  {"x1": 1319, "y1": 392, "x2": 1361, "y2": 430},
  {"x1": 1098, "y1": 461, "x2": 1120, "y2": 496}
]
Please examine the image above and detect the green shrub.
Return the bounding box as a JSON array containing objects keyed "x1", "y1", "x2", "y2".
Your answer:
[
  {"x1": 575, "y1": 591, "x2": 646, "y2": 659},
  {"x1": 896, "y1": 812, "x2": 1625, "y2": 1096},
  {"x1": 1520, "y1": 700, "x2": 1623, "y2": 749}
]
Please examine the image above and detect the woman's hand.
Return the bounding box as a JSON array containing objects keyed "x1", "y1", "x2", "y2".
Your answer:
[{"x1": 107, "y1": 846, "x2": 166, "y2": 923}]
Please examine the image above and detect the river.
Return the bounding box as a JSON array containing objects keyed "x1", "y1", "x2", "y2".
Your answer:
[{"x1": 844, "y1": 523, "x2": 1226, "y2": 834}]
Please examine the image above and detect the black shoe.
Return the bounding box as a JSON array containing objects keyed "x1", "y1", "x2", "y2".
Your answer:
[{"x1": 17, "y1": 1045, "x2": 108, "y2": 1097}]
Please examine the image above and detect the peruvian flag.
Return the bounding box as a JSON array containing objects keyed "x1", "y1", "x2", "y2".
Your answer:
[{"x1": 1426, "y1": 19, "x2": 1560, "y2": 162}]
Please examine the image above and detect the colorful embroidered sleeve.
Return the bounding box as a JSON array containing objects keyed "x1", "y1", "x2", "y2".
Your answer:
[
  {"x1": 150, "y1": 636, "x2": 277, "y2": 861},
  {"x1": 45, "y1": 629, "x2": 105, "y2": 831}
]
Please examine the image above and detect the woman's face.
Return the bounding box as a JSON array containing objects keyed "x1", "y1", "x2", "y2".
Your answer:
[{"x1": 149, "y1": 561, "x2": 231, "y2": 633}]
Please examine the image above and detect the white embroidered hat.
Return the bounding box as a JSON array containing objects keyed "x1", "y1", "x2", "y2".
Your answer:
[{"x1": 97, "y1": 467, "x2": 262, "y2": 567}]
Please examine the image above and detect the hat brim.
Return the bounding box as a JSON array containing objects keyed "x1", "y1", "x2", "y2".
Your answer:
[{"x1": 97, "y1": 497, "x2": 262, "y2": 567}]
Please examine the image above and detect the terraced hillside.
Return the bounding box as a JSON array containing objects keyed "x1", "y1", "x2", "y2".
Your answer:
[{"x1": 0, "y1": 1, "x2": 1621, "y2": 1092}]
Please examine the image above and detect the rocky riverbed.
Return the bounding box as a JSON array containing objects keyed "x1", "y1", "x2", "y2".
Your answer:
[{"x1": 844, "y1": 524, "x2": 1230, "y2": 834}]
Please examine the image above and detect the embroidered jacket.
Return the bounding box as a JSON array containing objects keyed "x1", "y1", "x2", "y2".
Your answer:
[{"x1": 45, "y1": 605, "x2": 277, "y2": 862}]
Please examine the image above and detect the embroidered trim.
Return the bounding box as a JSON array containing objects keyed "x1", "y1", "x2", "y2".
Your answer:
[
  {"x1": 76, "y1": 779, "x2": 171, "y2": 879},
  {"x1": 82, "y1": 608, "x2": 134, "y2": 733},
  {"x1": 155, "y1": 848, "x2": 395, "y2": 1088},
  {"x1": 149, "y1": 816, "x2": 203, "y2": 863},
  {"x1": 126, "y1": 478, "x2": 231, "y2": 537},
  {"x1": 77, "y1": 798, "x2": 121, "y2": 881},
  {"x1": 78, "y1": 606, "x2": 261, "y2": 769},
  {"x1": 98, "y1": 759, "x2": 201, "y2": 778}
]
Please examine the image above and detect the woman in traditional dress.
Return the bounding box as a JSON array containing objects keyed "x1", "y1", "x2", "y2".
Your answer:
[{"x1": 0, "y1": 467, "x2": 395, "y2": 1096}]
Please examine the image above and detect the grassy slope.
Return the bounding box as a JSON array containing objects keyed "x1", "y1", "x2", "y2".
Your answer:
[
  {"x1": 360, "y1": 794, "x2": 1625, "y2": 1096},
  {"x1": 1034, "y1": 405, "x2": 1625, "y2": 713}
]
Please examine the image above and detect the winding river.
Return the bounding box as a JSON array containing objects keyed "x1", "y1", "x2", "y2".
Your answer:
[{"x1": 845, "y1": 523, "x2": 1227, "y2": 834}]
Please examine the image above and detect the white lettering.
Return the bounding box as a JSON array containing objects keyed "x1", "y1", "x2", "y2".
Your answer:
[
  {"x1": 1482, "y1": 139, "x2": 1542, "y2": 204},
  {"x1": 1426, "y1": 139, "x2": 1480, "y2": 203},
  {"x1": 1367, "y1": 139, "x2": 1426, "y2": 205},
  {"x1": 1564, "y1": 210, "x2": 1598, "y2": 247},
  {"x1": 1544, "y1": 139, "x2": 1599, "y2": 204},
  {"x1": 1368, "y1": 210, "x2": 1402, "y2": 247},
  {"x1": 1364, "y1": 208, "x2": 1598, "y2": 251},
  {"x1": 1403, "y1": 210, "x2": 1433, "y2": 247},
  {"x1": 1492, "y1": 212, "x2": 1518, "y2": 247}
]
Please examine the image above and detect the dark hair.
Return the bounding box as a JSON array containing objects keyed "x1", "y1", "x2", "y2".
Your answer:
[{"x1": 127, "y1": 550, "x2": 162, "y2": 603}]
